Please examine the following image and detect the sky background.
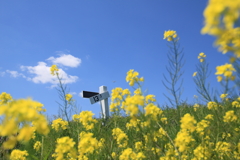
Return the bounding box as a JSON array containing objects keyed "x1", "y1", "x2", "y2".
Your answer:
[{"x1": 0, "y1": 0, "x2": 233, "y2": 119}]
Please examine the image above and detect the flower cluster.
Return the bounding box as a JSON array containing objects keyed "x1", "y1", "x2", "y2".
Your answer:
[
  {"x1": 202, "y1": 0, "x2": 240, "y2": 57},
  {"x1": 112, "y1": 128, "x2": 129, "y2": 148},
  {"x1": 33, "y1": 141, "x2": 42, "y2": 152},
  {"x1": 163, "y1": 30, "x2": 178, "y2": 41},
  {"x1": 0, "y1": 98, "x2": 49, "y2": 149},
  {"x1": 215, "y1": 63, "x2": 236, "y2": 82},
  {"x1": 10, "y1": 149, "x2": 28, "y2": 160},
  {"x1": 198, "y1": 52, "x2": 206, "y2": 62},
  {"x1": 72, "y1": 111, "x2": 97, "y2": 130},
  {"x1": 207, "y1": 101, "x2": 218, "y2": 110},
  {"x1": 110, "y1": 88, "x2": 131, "y2": 112},
  {"x1": 51, "y1": 118, "x2": 69, "y2": 131},
  {"x1": 223, "y1": 110, "x2": 237, "y2": 123},
  {"x1": 50, "y1": 64, "x2": 59, "y2": 75},
  {"x1": 0, "y1": 92, "x2": 12, "y2": 105},
  {"x1": 52, "y1": 136, "x2": 77, "y2": 160},
  {"x1": 78, "y1": 132, "x2": 103, "y2": 159},
  {"x1": 65, "y1": 93, "x2": 73, "y2": 102},
  {"x1": 126, "y1": 69, "x2": 144, "y2": 86}
]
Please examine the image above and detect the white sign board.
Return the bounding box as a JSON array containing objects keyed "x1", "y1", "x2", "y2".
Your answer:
[{"x1": 90, "y1": 91, "x2": 110, "y2": 104}]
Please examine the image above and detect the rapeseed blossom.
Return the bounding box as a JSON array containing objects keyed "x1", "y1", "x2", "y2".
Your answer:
[
  {"x1": 193, "y1": 144, "x2": 211, "y2": 160},
  {"x1": 232, "y1": 101, "x2": 240, "y2": 108},
  {"x1": 193, "y1": 72, "x2": 197, "y2": 77},
  {"x1": 174, "y1": 129, "x2": 195, "y2": 153},
  {"x1": 201, "y1": 0, "x2": 240, "y2": 57},
  {"x1": 144, "y1": 103, "x2": 163, "y2": 120},
  {"x1": 78, "y1": 131, "x2": 102, "y2": 159},
  {"x1": 198, "y1": 52, "x2": 206, "y2": 62},
  {"x1": 207, "y1": 101, "x2": 218, "y2": 110},
  {"x1": 126, "y1": 69, "x2": 144, "y2": 86},
  {"x1": 223, "y1": 110, "x2": 237, "y2": 122},
  {"x1": 124, "y1": 95, "x2": 145, "y2": 116},
  {"x1": 0, "y1": 92, "x2": 12, "y2": 105},
  {"x1": 180, "y1": 113, "x2": 196, "y2": 132},
  {"x1": 50, "y1": 64, "x2": 59, "y2": 75},
  {"x1": 145, "y1": 94, "x2": 156, "y2": 104},
  {"x1": 0, "y1": 98, "x2": 49, "y2": 149},
  {"x1": 163, "y1": 30, "x2": 178, "y2": 41},
  {"x1": 52, "y1": 118, "x2": 68, "y2": 131},
  {"x1": 112, "y1": 128, "x2": 128, "y2": 148},
  {"x1": 33, "y1": 141, "x2": 41, "y2": 152},
  {"x1": 65, "y1": 93, "x2": 73, "y2": 102},
  {"x1": 193, "y1": 103, "x2": 199, "y2": 111},
  {"x1": 215, "y1": 63, "x2": 236, "y2": 82},
  {"x1": 52, "y1": 136, "x2": 77, "y2": 160},
  {"x1": 220, "y1": 93, "x2": 228, "y2": 99},
  {"x1": 72, "y1": 111, "x2": 97, "y2": 130},
  {"x1": 10, "y1": 149, "x2": 28, "y2": 160}
]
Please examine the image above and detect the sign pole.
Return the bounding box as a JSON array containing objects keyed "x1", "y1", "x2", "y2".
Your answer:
[{"x1": 99, "y1": 85, "x2": 109, "y2": 119}]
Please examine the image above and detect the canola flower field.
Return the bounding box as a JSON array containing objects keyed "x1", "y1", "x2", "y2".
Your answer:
[{"x1": 1, "y1": 0, "x2": 240, "y2": 159}]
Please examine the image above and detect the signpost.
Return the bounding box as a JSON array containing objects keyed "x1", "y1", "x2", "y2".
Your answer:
[
  {"x1": 81, "y1": 86, "x2": 110, "y2": 119},
  {"x1": 89, "y1": 91, "x2": 110, "y2": 104}
]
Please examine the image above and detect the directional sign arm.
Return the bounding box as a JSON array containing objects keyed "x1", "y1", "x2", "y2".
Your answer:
[{"x1": 82, "y1": 91, "x2": 99, "y2": 98}]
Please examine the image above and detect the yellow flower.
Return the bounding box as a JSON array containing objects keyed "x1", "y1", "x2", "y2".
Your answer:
[
  {"x1": 223, "y1": 110, "x2": 237, "y2": 123},
  {"x1": 34, "y1": 141, "x2": 42, "y2": 151},
  {"x1": 112, "y1": 128, "x2": 128, "y2": 148},
  {"x1": 10, "y1": 149, "x2": 28, "y2": 160},
  {"x1": 3, "y1": 136, "x2": 17, "y2": 149},
  {"x1": 0, "y1": 98, "x2": 49, "y2": 149},
  {"x1": 52, "y1": 136, "x2": 77, "y2": 160},
  {"x1": 72, "y1": 111, "x2": 97, "y2": 130},
  {"x1": 232, "y1": 101, "x2": 240, "y2": 108},
  {"x1": 175, "y1": 129, "x2": 195, "y2": 153},
  {"x1": 52, "y1": 118, "x2": 68, "y2": 131},
  {"x1": 198, "y1": 52, "x2": 206, "y2": 62},
  {"x1": 180, "y1": 113, "x2": 196, "y2": 132},
  {"x1": 78, "y1": 131, "x2": 102, "y2": 159},
  {"x1": 126, "y1": 69, "x2": 144, "y2": 86},
  {"x1": 0, "y1": 92, "x2": 13, "y2": 104},
  {"x1": 193, "y1": 103, "x2": 199, "y2": 111},
  {"x1": 220, "y1": 93, "x2": 228, "y2": 99},
  {"x1": 145, "y1": 94, "x2": 156, "y2": 103},
  {"x1": 201, "y1": 0, "x2": 240, "y2": 57},
  {"x1": 215, "y1": 63, "x2": 236, "y2": 81},
  {"x1": 163, "y1": 30, "x2": 178, "y2": 41},
  {"x1": 119, "y1": 148, "x2": 137, "y2": 160},
  {"x1": 193, "y1": 72, "x2": 197, "y2": 77},
  {"x1": 65, "y1": 93, "x2": 73, "y2": 102},
  {"x1": 50, "y1": 64, "x2": 59, "y2": 75},
  {"x1": 207, "y1": 101, "x2": 218, "y2": 110},
  {"x1": 144, "y1": 103, "x2": 163, "y2": 120},
  {"x1": 135, "y1": 141, "x2": 143, "y2": 151}
]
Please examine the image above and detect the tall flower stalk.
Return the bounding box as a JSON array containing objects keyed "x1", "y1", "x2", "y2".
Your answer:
[
  {"x1": 193, "y1": 52, "x2": 215, "y2": 102},
  {"x1": 50, "y1": 64, "x2": 74, "y2": 123},
  {"x1": 162, "y1": 30, "x2": 185, "y2": 110}
]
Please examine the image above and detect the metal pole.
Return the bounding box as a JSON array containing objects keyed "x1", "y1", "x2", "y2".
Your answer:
[{"x1": 99, "y1": 85, "x2": 109, "y2": 119}]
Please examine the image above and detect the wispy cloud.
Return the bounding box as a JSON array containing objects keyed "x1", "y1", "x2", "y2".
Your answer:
[
  {"x1": 47, "y1": 52, "x2": 81, "y2": 68},
  {"x1": 21, "y1": 62, "x2": 78, "y2": 85},
  {"x1": 4, "y1": 52, "x2": 80, "y2": 87},
  {"x1": 6, "y1": 70, "x2": 26, "y2": 78}
]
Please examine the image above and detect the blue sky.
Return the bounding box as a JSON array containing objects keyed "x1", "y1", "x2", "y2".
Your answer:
[{"x1": 0, "y1": 0, "x2": 232, "y2": 119}]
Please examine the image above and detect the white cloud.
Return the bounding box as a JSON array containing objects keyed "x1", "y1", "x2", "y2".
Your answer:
[
  {"x1": 6, "y1": 70, "x2": 26, "y2": 78},
  {"x1": 79, "y1": 92, "x2": 83, "y2": 97},
  {"x1": 21, "y1": 62, "x2": 78, "y2": 85},
  {"x1": 47, "y1": 54, "x2": 81, "y2": 68}
]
